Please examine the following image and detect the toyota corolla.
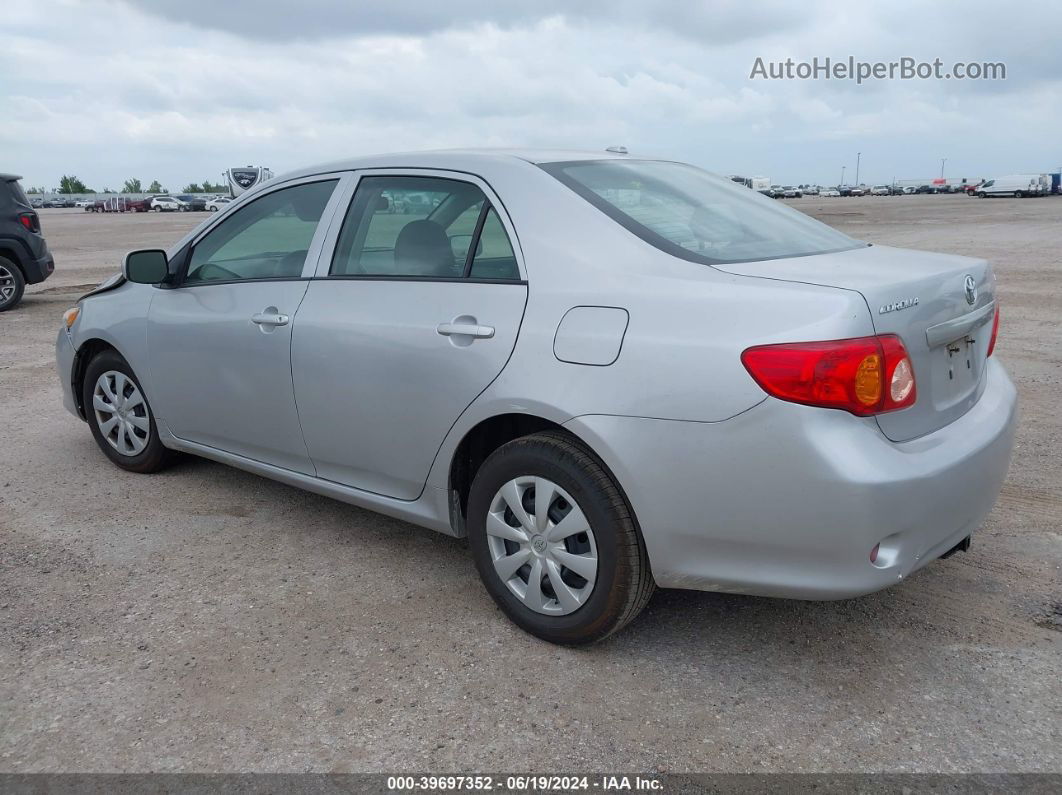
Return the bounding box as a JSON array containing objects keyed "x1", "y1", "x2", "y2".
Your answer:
[{"x1": 56, "y1": 149, "x2": 1018, "y2": 644}]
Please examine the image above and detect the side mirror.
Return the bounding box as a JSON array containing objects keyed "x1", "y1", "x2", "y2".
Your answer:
[{"x1": 123, "y1": 249, "x2": 169, "y2": 284}]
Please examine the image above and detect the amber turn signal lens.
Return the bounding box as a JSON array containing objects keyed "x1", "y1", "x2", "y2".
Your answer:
[
  {"x1": 854, "y1": 354, "x2": 882, "y2": 405},
  {"x1": 63, "y1": 306, "x2": 80, "y2": 329}
]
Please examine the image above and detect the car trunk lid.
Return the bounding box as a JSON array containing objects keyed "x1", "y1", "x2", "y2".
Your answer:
[{"x1": 720, "y1": 244, "x2": 996, "y2": 441}]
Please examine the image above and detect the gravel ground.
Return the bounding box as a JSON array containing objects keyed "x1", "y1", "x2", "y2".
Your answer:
[{"x1": 1, "y1": 197, "x2": 1059, "y2": 773}]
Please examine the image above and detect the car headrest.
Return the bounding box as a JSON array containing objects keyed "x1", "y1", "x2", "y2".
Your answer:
[{"x1": 394, "y1": 219, "x2": 455, "y2": 277}]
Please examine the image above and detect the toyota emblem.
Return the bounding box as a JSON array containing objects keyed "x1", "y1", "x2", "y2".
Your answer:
[{"x1": 963, "y1": 274, "x2": 977, "y2": 305}]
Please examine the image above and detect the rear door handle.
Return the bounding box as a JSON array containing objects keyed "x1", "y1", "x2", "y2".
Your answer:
[
  {"x1": 251, "y1": 312, "x2": 290, "y2": 327},
  {"x1": 437, "y1": 322, "x2": 494, "y2": 339}
]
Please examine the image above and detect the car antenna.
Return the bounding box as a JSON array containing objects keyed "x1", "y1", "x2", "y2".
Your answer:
[{"x1": 605, "y1": 145, "x2": 628, "y2": 154}]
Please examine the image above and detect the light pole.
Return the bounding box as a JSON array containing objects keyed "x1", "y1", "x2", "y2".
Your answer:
[
  {"x1": 841, "y1": 165, "x2": 846, "y2": 186},
  {"x1": 940, "y1": 158, "x2": 947, "y2": 179},
  {"x1": 855, "y1": 152, "x2": 861, "y2": 187}
]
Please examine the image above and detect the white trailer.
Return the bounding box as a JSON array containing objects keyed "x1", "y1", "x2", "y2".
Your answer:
[{"x1": 225, "y1": 166, "x2": 275, "y2": 198}]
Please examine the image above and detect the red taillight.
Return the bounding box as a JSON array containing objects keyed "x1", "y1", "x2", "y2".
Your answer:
[
  {"x1": 987, "y1": 304, "x2": 1000, "y2": 357},
  {"x1": 17, "y1": 212, "x2": 40, "y2": 233},
  {"x1": 741, "y1": 334, "x2": 917, "y2": 416}
]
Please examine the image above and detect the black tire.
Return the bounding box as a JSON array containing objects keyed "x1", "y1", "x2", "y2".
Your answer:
[
  {"x1": 978, "y1": 192, "x2": 987, "y2": 198},
  {"x1": 82, "y1": 349, "x2": 173, "y2": 473},
  {"x1": 467, "y1": 431, "x2": 654, "y2": 645},
  {"x1": 153, "y1": 205, "x2": 162, "y2": 212},
  {"x1": 0, "y1": 257, "x2": 26, "y2": 312}
]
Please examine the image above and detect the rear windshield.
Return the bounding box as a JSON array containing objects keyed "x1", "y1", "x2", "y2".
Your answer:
[
  {"x1": 6, "y1": 179, "x2": 30, "y2": 207},
  {"x1": 541, "y1": 159, "x2": 862, "y2": 264}
]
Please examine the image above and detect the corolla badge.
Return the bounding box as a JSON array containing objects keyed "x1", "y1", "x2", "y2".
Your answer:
[
  {"x1": 879, "y1": 297, "x2": 919, "y2": 314},
  {"x1": 963, "y1": 274, "x2": 978, "y2": 305}
]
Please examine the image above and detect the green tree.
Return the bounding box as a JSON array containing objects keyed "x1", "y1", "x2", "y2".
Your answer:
[
  {"x1": 147, "y1": 180, "x2": 165, "y2": 194},
  {"x1": 183, "y1": 183, "x2": 204, "y2": 193},
  {"x1": 202, "y1": 180, "x2": 225, "y2": 192},
  {"x1": 102, "y1": 187, "x2": 114, "y2": 194},
  {"x1": 122, "y1": 178, "x2": 142, "y2": 193},
  {"x1": 26, "y1": 186, "x2": 42, "y2": 194},
  {"x1": 58, "y1": 175, "x2": 91, "y2": 194}
]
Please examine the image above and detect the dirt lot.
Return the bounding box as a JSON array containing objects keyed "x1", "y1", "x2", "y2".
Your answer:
[{"x1": 1, "y1": 197, "x2": 1059, "y2": 773}]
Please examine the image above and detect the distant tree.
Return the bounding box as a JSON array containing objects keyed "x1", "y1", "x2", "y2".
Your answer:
[
  {"x1": 26, "y1": 186, "x2": 42, "y2": 194},
  {"x1": 202, "y1": 180, "x2": 225, "y2": 193},
  {"x1": 122, "y1": 178, "x2": 142, "y2": 193},
  {"x1": 58, "y1": 175, "x2": 91, "y2": 194},
  {"x1": 147, "y1": 180, "x2": 165, "y2": 194},
  {"x1": 102, "y1": 187, "x2": 114, "y2": 194},
  {"x1": 183, "y1": 183, "x2": 204, "y2": 193}
]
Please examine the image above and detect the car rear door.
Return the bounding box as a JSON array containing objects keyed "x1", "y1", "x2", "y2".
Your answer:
[
  {"x1": 146, "y1": 174, "x2": 348, "y2": 473},
  {"x1": 291, "y1": 170, "x2": 528, "y2": 500}
]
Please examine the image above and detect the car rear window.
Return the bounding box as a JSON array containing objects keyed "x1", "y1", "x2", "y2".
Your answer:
[
  {"x1": 6, "y1": 178, "x2": 30, "y2": 207},
  {"x1": 541, "y1": 159, "x2": 862, "y2": 265}
]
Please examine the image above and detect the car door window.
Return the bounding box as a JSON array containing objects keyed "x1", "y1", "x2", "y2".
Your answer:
[
  {"x1": 330, "y1": 176, "x2": 518, "y2": 279},
  {"x1": 185, "y1": 179, "x2": 338, "y2": 284}
]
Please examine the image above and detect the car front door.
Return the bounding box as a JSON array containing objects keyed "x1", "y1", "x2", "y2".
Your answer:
[
  {"x1": 291, "y1": 171, "x2": 528, "y2": 500},
  {"x1": 146, "y1": 175, "x2": 346, "y2": 473}
]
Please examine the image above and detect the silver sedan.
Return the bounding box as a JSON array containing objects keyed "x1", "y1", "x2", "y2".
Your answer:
[{"x1": 56, "y1": 149, "x2": 1018, "y2": 644}]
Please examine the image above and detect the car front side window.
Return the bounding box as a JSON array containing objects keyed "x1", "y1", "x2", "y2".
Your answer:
[{"x1": 184, "y1": 179, "x2": 338, "y2": 285}]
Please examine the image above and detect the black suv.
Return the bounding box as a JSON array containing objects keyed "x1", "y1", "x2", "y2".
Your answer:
[{"x1": 1, "y1": 174, "x2": 55, "y2": 311}]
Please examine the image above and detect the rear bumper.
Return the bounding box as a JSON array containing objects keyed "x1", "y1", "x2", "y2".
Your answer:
[
  {"x1": 22, "y1": 250, "x2": 55, "y2": 284},
  {"x1": 565, "y1": 358, "x2": 1018, "y2": 600}
]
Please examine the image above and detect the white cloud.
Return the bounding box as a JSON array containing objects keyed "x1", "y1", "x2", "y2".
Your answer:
[{"x1": 2, "y1": 0, "x2": 1060, "y2": 190}]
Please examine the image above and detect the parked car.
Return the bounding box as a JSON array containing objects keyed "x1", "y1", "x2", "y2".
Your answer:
[
  {"x1": 76, "y1": 198, "x2": 96, "y2": 209},
  {"x1": 150, "y1": 195, "x2": 186, "y2": 212},
  {"x1": 849, "y1": 186, "x2": 866, "y2": 197},
  {"x1": 175, "y1": 194, "x2": 208, "y2": 211},
  {"x1": 30, "y1": 197, "x2": 44, "y2": 208},
  {"x1": 820, "y1": 188, "x2": 841, "y2": 197},
  {"x1": 781, "y1": 186, "x2": 803, "y2": 198},
  {"x1": 975, "y1": 175, "x2": 1044, "y2": 198},
  {"x1": 0, "y1": 173, "x2": 54, "y2": 310},
  {"x1": 207, "y1": 196, "x2": 233, "y2": 212},
  {"x1": 803, "y1": 185, "x2": 820, "y2": 196},
  {"x1": 56, "y1": 150, "x2": 1016, "y2": 644},
  {"x1": 870, "y1": 185, "x2": 890, "y2": 196}
]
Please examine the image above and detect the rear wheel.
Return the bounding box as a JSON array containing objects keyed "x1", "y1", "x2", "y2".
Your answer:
[
  {"x1": 1014, "y1": 191, "x2": 1024, "y2": 198},
  {"x1": 83, "y1": 350, "x2": 173, "y2": 473},
  {"x1": 0, "y1": 258, "x2": 26, "y2": 312},
  {"x1": 467, "y1": 431, "x2": 654, "y2": 645}
]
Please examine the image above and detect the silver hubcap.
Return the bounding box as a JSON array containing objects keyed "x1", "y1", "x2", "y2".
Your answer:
[
  {"x1": 486, "y1": 476, "x2": 598, "y2": 616},
  {"x1": 92, "y1": 370, "x2": 150, "y2": 456},
  {"x1": 0, "y1": 265, "x2": 16, "y2": 303}
]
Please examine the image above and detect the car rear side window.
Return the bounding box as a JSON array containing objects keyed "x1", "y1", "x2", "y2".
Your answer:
[
  {"x1": 184, "y1": 179, "x2": 338, "y2": 284},
  {"x1": 330, "y1": 176, "x2": 519, "y2": 280},
  {"x1": 541, "y1": 160, "x2": 862, "y2": 265}
]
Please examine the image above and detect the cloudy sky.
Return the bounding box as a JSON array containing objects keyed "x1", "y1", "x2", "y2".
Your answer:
[{"x1": 4, "y1": 0, "x2": 1060, "y2": 191}]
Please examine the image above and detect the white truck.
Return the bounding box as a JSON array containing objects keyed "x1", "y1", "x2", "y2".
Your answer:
[{"x1": 975, "y1": 174, "x2": 1045, "y2": 198}]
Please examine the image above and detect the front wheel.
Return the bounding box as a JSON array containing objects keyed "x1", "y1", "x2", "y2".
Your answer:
[
  {"x1": 83, "y1": 350, "x2": 174, "y2": 473},
  {"x1": 467, "y1": 431, "x2": 654, "y2": 645}
]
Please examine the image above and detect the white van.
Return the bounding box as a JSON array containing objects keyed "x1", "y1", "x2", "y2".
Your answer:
[{"x1": 976, "y1": 175, "x2": 1044, "y2": 198}]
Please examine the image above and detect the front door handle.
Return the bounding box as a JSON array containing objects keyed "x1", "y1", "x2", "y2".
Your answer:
[
  {"x1": 251, "y1": 311, "x2": 290, "y2": 327},
  {"x1": 437, "y1": 322, "x2": 494, "y2": 339}
]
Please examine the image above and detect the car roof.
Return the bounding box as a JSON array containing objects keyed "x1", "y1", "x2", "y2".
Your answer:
[
  {"x1": 273, "y1": 148, "x2": 652, "y2": 183},
  {"x1": 0, "y1": 173, "x2": 23, "y2": 182}
]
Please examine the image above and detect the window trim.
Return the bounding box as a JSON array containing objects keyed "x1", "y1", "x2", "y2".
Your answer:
[
  {"x1": 175, "y1": 172, "x2": 352, "y2": 288},
  {"x1": 312, "y1": 168, "x2": 526, "y2": 282}
]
